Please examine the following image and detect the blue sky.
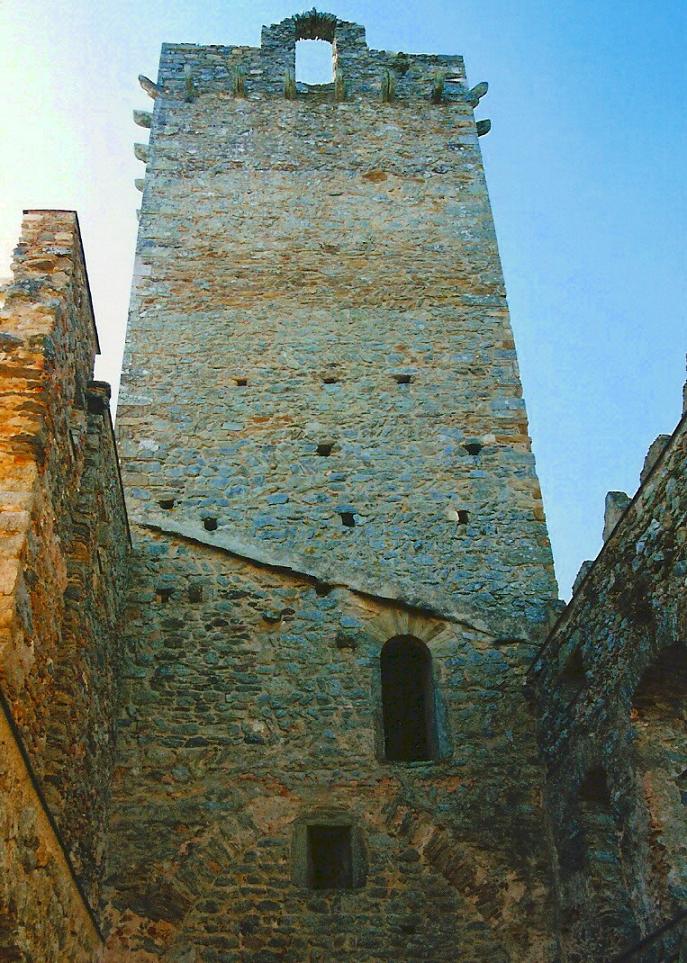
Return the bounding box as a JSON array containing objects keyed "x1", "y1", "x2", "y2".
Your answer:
[{"x1": 1, "y1": 0, "x2": 685, "y2": 597}]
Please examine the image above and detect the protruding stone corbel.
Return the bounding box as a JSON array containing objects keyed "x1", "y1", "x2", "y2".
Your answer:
[
  {"x1": 334, "y1": 66, "x2": 346, "y2": 102},
  {"x1": 134, "y1": 178, "x2": 145, "y2": 192},
  {"x1": 476, "y1": 119, "x2": 492, "y2": 136},
  {"x1": 231, "y1": 66, "x2": 246, "y2": 97},
  {"x1": 134, "y1": 143, "x2": 149, "y2": 163},
  {"x1": 183, "y1": 63, "x2": 195, "y2": 102},
  {"x1": 283, "y1": 67, "x2": 296, "y2": 100},
  {"x1": 86, "y1": 380, "x2": 112, "y2": 416},
  {"x1": 467, "y1": 81, "x2": 488, "y2": 107},
  {"x1": 430, "y1": 74, "x2": 445, "y2": 104},
  {"x1": 138, "y1": 74, "x2": 164, "y2": 99},
  {"x1": 603, "y1": 490, "x2": 630, "y2": 541},
  {"x1": 381, "y1": 69, "x2": 395, "y2": 103},
  {"x1": 133, "y1": 109, "x2": 152, "y2": 128}
]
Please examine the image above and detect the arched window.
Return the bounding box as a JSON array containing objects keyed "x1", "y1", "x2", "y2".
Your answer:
[
  {"x1": 381, "y1": 635, "x2": 437, "y2": 762},
  {"x1": 294, "y1": 9, "x2": 336, "y2": 86},
  {"x1": 295, "y1": 40, "x2": 333, "y2": 85}
]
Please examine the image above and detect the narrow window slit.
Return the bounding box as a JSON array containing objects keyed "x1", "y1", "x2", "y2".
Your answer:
[
  {"x1": 203, "y1": 516, "x2": 218, "y2": 532},
  {"x1": 457, "y1": 510, "x2": 469, "y2": 525},
  {"x1": 316, "y1": 442, "x2": 333, "y2": 457},
  {"x1": 159, "y1": 498, "x2": 175, "y2": 510},
  {"x1": 393, "y1": 373, "x2": 413, "y2": 385},
  {"x1": 156, "y1": 587, "x2": 174, "y2": 604},
  {"x1": 463, "y1": 440, "x2": 483, "y2": 455},
  {"x1": 562, "y1": 648, "x2": 586, "y2": 686},
  {"x1": 188, "y1": 585, "x2": 203, "y2": 603},
  {"x1": 339, "y1": 512, "x2": 356, "y2": 528},
  {"x1": 235, "y1": 377, "x2": 248, "y2": 387},
  {"x1": 322, "y1": 376, "x2": 339, "y2": 385}
]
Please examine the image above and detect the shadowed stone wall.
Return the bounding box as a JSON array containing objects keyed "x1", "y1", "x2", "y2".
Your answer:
[
  {"x1": 530, "y1": 394, "x2": 687, "y2": 962},
  {"x1": 0, "y1": 210, "x2": 129, "y2": 950},
  {"x1": 108, "y1": 12, "x2": 560, "y2": 961}
]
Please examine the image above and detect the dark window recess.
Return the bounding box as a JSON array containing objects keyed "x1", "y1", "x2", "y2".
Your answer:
[
  {"x1": 315, "y1": 582, "x2": 332, "y2": 597},
  {"x1": 203, "y1": 517, "x2": 218, "y2": 532},
  {"x1": 633, "y1": 643, "x2": 687, "y2": 716},
  {"x1": 339, "y1": 512, "x2": 356, "y2": 528},
  {"x1": 188, "y1": 585, "x2": 203, "y2": 603},
  {"x1": 393, "y1": 373, "x2": 413, "y2": 385},
  {"x1": 457, "y1": 510, "x2": 469, "y2": 525},
  {"x1": 381, "y1": 636, "x2": 437, "y2": 762},
  {"x1": 316, "y1": 442, "x2": 333, "y2": 457},
  {"x1": 322, "y1": 376, "x2": 339, "y2": 384},
  {"x1": 156, "y1": 587, "x2": 174, "y2": 603},
  {"x1": 463, "y1": 440, "x2": 483, "y2": 455},
  {"x1": 580, "y1": 767, "x2": 611, "y2": 807},
  {"x1": 235, "y1": 377, "x2": 248, "y2": 387},
  {"x1": 561, "y1": 648, "x2": 586, "y2": 687},
  {"x1": 159, "y1": 498, "x2": 175, "y2": 510},
  {"x1": 307, "y1": 825, "x2": 353, "y2": 890}
]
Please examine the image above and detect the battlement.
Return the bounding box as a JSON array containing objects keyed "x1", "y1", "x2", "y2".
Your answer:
[{"x1": 153, "y1": 12, "x2": 467, "y2": 102}]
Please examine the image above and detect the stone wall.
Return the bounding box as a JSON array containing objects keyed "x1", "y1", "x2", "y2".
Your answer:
[
  {"x1": 123, "y1": 18, "x2": 554, "y2": 636},
  {"x1": 0, "y1": 691, "x2": 102, "y2": 960},
  {"x1": 530, "y1": 393, "x2": 687, "y2": 961},
  {"x1": 0, "y1": 209, "x2": 129, "y2": 936},
  {"x1": 107, "y1": 14, "x2": 560, "y2": 961},
  {"x1": 104, "y1": 525, "x2": 556, "y2": 961}
]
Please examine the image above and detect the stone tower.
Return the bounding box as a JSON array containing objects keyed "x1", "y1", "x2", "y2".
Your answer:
[{"x1": 106, "y1": 11, "x2": 560, "y2": 960}]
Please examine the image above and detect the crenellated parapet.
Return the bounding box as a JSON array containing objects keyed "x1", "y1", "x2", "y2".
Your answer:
[{"x1": 134, "y1": 11, "x2": 490, "y2": 110}]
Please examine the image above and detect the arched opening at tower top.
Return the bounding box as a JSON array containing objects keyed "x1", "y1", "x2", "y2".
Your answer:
[{"x1": 295, "y1": 40, "x2": 334, "y2": 85}]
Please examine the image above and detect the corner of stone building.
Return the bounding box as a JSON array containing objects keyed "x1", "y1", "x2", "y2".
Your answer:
[{"x1": 0, "y1": 209, "x2": 130, "y2": 960}]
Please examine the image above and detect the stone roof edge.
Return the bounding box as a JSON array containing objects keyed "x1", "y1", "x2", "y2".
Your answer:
[{"x1": 133, "y1": 513, "x2": 497, "y2": 639}]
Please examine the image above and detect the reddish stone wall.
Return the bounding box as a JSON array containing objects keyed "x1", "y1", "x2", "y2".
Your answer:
[
  {"x1": 0, "y1": 210, "x2": 129, "y2": 942},
  {"x1": 0, "y1": 694, "x2": 102, "y2": 961}
]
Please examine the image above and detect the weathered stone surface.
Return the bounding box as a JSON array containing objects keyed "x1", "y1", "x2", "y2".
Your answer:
[
  {"x1": 530, "y1": 402, "x2": 687, "y2": 961},
  {"x1": 4, "y1": 11, "x2": 683, "y2": 963},
  {"x1": 0, "y1": 210, "x2": 129, "y2": 952},
  {"x1": 106, "y1": 12, "x2": 560, "y2": 962},
  {"x1": 0, "y1": 695, "x2": 101, "y2": 960}
]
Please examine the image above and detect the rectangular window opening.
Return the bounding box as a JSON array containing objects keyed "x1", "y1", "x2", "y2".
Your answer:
[{"x1": 307, "y1": 825, "x2": 353, "y2": 890}]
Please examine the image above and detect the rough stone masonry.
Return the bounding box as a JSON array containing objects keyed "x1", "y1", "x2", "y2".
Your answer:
[
  {"x1": 0, "y1": 10, "x2": 684, "y2": 963},
  {"x1": 105, "y1": 11, "x2": 560, "y2": 961}
]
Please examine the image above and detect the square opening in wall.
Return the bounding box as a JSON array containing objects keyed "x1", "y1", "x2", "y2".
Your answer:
[{"x1": 307, "y1": 825, "x2": 353, "y2": 890}]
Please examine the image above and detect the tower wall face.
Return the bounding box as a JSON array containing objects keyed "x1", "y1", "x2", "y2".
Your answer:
[{"x1": 108, "y1": 15, "x2": 559, "y2": 961}]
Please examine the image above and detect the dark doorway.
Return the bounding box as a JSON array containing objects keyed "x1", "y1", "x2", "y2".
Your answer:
[
  {"x1": 307, "y1": 825, "x2": 353, "y2": 889},
  {"x1": 381, "y1": 636, "x2": 436, "y2": 761}
]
